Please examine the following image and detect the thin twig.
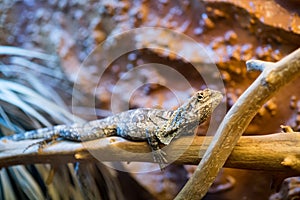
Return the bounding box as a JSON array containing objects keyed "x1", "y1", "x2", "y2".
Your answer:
[{"x1": 175, "y1": 48, "x2": 300, "y2": 199}]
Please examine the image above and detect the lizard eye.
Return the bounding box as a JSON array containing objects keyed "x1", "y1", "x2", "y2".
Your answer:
[{"x1": 197, "y1": 92, "x2": 204, "y2": 101}]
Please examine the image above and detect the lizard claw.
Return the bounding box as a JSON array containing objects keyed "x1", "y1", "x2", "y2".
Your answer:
[
  {"x1": 152, "y1": 149, "x2": 168, "y2": 170},
  {"x1": 23, "y1": 134, "x2": 59, "y2": 153}
]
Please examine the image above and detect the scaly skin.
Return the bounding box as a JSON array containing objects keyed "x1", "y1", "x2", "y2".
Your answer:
[{"x1": 6, "y1": 89, "x2": 223, "y2": 169}]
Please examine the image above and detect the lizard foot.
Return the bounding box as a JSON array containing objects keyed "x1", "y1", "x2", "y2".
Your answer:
[
  {"x1": 152, "y1": 149, "x2": 168, "y2": 170},
  {"x1": 146, "y1": 129, "x2": 169, "y2": 170},
  {"x1": 23, "y1": 134, "x2": 59, "y2": 153}
]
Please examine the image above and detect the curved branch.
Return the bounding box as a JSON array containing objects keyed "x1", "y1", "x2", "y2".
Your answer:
[{"x1": 175, "y1": 48, "x2": 300, "y2": 199}]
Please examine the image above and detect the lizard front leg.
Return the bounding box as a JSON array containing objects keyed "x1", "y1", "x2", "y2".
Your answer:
[{"x1": 146, "y1": 129, "x2": 168, "y2": 170}]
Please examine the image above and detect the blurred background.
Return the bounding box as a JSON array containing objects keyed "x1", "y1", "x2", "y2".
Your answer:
[{"x1": 0, "y1": 0, "x2": 299, "y2": 199}]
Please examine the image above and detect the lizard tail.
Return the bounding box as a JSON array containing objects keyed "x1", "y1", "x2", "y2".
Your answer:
[{"x1": 5, "y1": 125, "x2": 68, "y2": 141}]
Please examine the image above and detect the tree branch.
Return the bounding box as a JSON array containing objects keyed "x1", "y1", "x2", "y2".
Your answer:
[
  {"x1": 175, "y1": 48, "x2": 300, "y2": 200},
  {"x1": 0, "y1": 133, "x2": 300, "y2": 172}
]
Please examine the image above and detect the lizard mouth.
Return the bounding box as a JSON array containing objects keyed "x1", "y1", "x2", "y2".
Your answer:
[
  {"x1": 210, "y1": 90, "x2": 223, "y2": 109},
  {"x1": 199, "y1": 89, "x2": 223, "y2": 112}
]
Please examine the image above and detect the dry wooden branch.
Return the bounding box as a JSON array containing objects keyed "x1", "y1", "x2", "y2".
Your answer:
[
  {"x1": 175, "y1": 48, "x2": 300, "y2": 200},
  {"x1": 0, "y1": 133, "x2": 300, "y2": 171}
]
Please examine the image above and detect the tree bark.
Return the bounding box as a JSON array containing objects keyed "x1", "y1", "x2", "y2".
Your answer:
[{"x1": 0, "y1": 133, "x2": 299, "y2": 172}]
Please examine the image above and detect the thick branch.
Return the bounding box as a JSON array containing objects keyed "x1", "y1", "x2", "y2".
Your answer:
[
  {"x1": 175, "y1": 48, "x2": 300, "y2": 200},
  {"x1": 0, "y1": 133, "x2": 300, "y2": 171}
]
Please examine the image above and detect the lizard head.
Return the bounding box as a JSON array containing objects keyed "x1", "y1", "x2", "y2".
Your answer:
[
  {"x1": 182, "y1": 88, "x2": 223, "y2": 125},
  {"x1": 190, "y1": 89, "x2": 223, "y2": 124}
]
